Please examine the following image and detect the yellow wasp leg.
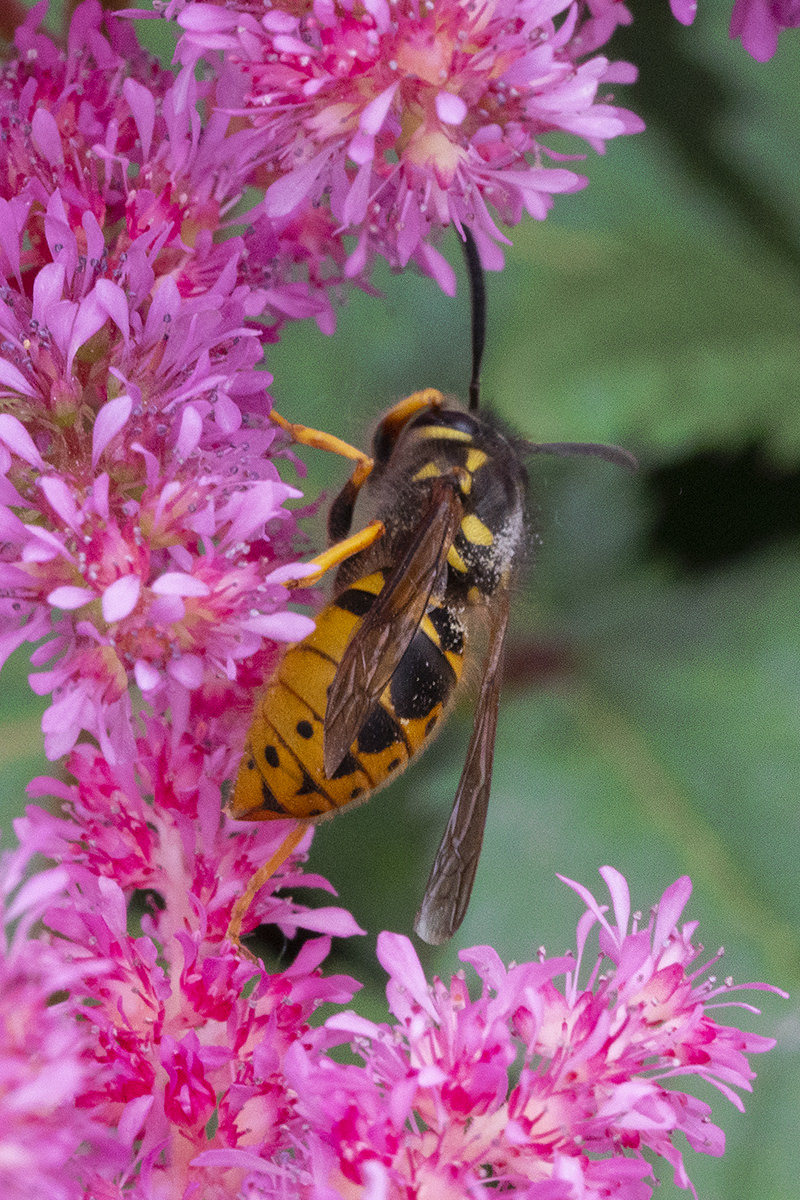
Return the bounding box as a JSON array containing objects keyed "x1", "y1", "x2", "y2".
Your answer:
[
  {"x1": 269, "y1": 409, "x2": 370, "y2": 466},
  {"x1": 270, "y1": 408, "x2": 375, "y2": 541},
  {"x1": 227, "y1": 821, "x2": 308, "y2": 946},
  {"x1": 271, "y1": 390, "x2": 443, "y2": 459},
  {"x1": 273, "y1": 392, "x2": 444, "y2": 544},
  {"x1": 374, "y1": 389, "x2": 445, "y2": 445},
  {"x1": 327, "y1": 389, "x2": 446, "y2": 541},
  {"x1": 282, "y1": 519, "x2": 386, "y2": 589}
]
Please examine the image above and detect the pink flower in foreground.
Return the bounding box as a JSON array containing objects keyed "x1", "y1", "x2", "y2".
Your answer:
[
  {"x1": 8, "y1": 729, "x2": 362, "y2": 1199},
  {"x1": 0, "y1": 845, "x2": 120, "y2": 1200},
  {"x1": 2, "y1": 752, "x2": 786, "y2": 1199},
  {"x1": 270, "y1": 869, "x2": 783, "y2": 1199},
  {"x1": 176, "y1": 0, "x2": 643, "y2": 285}
]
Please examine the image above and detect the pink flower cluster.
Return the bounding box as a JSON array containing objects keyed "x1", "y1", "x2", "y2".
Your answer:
[
  {"x1": 0, "y1": 4, "x2": 787, "y2": 1199},
  {"x1": 174, "y1": 0, "x2": 644, "y2": 284},
  {"x1": 1, "y1": 812, "x2": 783, "y2": 1200},
  {"x1": 0, "y1": 1, "x2": 332, "y2": 762},
  {"x1": 4, "y1": 730, "x2": 363, "y2": 1200},
  {"x1": 278, "y1": 869, "x2": 781, "y2": 1197}
]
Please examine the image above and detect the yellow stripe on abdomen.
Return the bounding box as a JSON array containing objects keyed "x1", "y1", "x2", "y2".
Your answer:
[{"x1": 230, "y1": 571, "x2": 466, "y2": 822}]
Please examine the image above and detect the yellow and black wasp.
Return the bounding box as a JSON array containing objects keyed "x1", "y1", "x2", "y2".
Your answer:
[{"x1": 229, "y1": 230, "x2": 636, "y2": 945}]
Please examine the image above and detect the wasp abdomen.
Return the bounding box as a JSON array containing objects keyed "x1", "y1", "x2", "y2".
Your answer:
[{"x1": 230, "y1": 571, "x2": 466, "y2": 822}]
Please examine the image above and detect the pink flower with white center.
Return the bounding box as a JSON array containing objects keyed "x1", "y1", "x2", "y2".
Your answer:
[
  {"x1": 175, "y1": 0, "x2": 644, "y2": 283},
  {"x1": 272, "y1": 869, "x2": 783, "y2": 1199}
]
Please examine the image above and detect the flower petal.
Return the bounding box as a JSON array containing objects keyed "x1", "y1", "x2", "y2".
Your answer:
[
  {"x1": 0, "y1": 414, "x2": 46, "y2": 467},
  {"x1": 48, "y1": 586, "x2": 95, "y2": 611},
  {"x1": 151, "y1": 573, "x2": 211, "y2": 598},
  {"x1": 102, "y1": 575, "x2": 141, "y2": 622},
  {"x1": 92, "y1": 394, "x2": 133, "y2": 467}
]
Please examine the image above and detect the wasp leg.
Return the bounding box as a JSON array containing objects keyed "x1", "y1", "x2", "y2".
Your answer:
[
  {"x1": 227, "y1": 820, "x2": 309, "y2": 947},
  {"x1": 327, "y1": 459, "x2": 376, "y2": 543},
  {"x1": 328, "y1": 389, "x2": 445, "y2": 541},
  {"x1": 372, "y1": 389, "x2": 445, "y2": 463},
  {"x1": 282, "y1": 519, "x2": 386, "y2": 589},
  {"x1": 270, "y1": 408, "x2": 377, "y2": 547},
  {"x1": 266, "y1": 409, "x2": 377, "y2": 548},
  {"x1": 270, "y1": 409, "x2": 370, "y2": 465}
]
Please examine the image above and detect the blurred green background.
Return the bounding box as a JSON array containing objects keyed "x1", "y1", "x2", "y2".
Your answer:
[{"x1": 5, "y1": 1, "x2": 799, "y2": 1196}]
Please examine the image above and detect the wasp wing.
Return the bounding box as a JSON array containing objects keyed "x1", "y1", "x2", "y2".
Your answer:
[
  {"x1": 414, "y1": 588, "x2": 510, "y2": 945},
  {"x1": 323, "y1": 474, "x2": 464, "y2": 778}
]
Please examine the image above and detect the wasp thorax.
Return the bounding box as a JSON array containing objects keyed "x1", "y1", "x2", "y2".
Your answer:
[{"x1": 372, "y1": 405, "x2": 528, "y2": 604}]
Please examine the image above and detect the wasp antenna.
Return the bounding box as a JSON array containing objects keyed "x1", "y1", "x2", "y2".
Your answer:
[
  {"x1": 529, "y1": 442, "x2": 639, "y2": 473},
  {"x1": 461, "y1": 227, "x2": 486, "y2": 413}
]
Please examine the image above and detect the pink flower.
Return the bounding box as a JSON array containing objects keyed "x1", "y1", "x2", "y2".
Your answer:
[
  {"x1": 2, "y1": 740, "x2": 786, "y2": 1198},
  {"x1": 22, "y1": 727, "x2": 362, "y2": 944},
  {"x1": 0, "y1": 230, "x2": 312, "y2": 758},
  {"x1": 176, "y1": 0, "x2": 644, "y2": 282},
  {"x1": 6, "y1": 724, "x2": 363, "y2": 1198},
  {"x1": 275, "y1": 869, "x2": 783, "y2": 1198},
  {"x1": 729, "y1": 0, "x2": 800, "y2": 59},
  {"x1": 0, "y1": 56, "x2": 319, "y2": 761},
  {"x1": 668, "y1": 0, "x2": 800, "y2": 59},
  {"x1": 0, "y1": 7, "x2": 787, "y2": 1198},
  {"x1": 1, "y1": 1, "x2": 347, "y2": 328},
  {"x1": 0, "y1": 845, "x2": 120, "y2": 1200},
  {"x1": 0, "y1": 3, "x2": 385, "y2": 761}
]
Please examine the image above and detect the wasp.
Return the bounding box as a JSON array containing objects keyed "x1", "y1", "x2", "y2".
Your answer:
[{"x1": 229, "y1": 230, "x2": 636, "y2": 945}]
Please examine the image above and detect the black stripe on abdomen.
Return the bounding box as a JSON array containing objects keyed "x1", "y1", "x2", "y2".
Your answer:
[{"x1": 389, "y1": 628, "x2": 457, "y2": 721}]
